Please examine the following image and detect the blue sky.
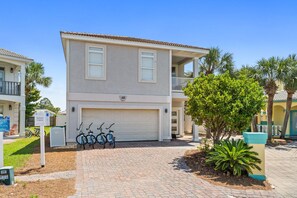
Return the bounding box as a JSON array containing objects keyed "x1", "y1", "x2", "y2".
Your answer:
[{"x1": 1, "y1": 0, "x2": 297, "y2": 110}]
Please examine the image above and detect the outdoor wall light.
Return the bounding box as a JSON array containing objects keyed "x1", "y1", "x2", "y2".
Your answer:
[
  {"x1": 10, "y1": 68, "x2": 13, "y2": 73},
  {"x1": 9, "y1": 104, "x2": 12, "y2": 110},
  {"x1": 165, "y1": 108, "x2": 168, "y2": 113},
  {"x1": 72, "y1": 107, "x2": 75, "y2": 112}
]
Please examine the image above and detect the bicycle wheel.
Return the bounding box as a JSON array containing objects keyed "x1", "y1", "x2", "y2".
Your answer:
[
  {"x1": 76, "y1": 134, "x2": 87, "y2": 145},
  {"x1": 96, "y1": 134, "x2": 106, "y2": 148},
  {"x1": 106, "y1": 134, "x2": 115, "y2": 148},
  {"x1": 25, "y1": 129, "x2": 33, "y2": 138},
  {"x1": 86, "y1": 134, "x2": 96, "y2": 149}
]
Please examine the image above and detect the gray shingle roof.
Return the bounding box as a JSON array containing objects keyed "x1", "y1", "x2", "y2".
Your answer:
[
  {"x1": 0, "y1": 48, "x2": 32, "y2": 60},
  {"x1": 274, "y1": 90, "x2": 297, "y2": 101},
  {"x1": 61, "y1": 31, "x2": 209, "y2": 51}
]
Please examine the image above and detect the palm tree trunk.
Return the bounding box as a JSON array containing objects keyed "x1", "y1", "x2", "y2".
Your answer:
[
  {"x1": 281, "y1": 92, "x2": 294, "y2": 139},
  {"x1": 267, "y1": 94, "x2": 274, "y2": 141},
  {"x1": 252, "y1": 115, "x2": 258, "y2": 132}
]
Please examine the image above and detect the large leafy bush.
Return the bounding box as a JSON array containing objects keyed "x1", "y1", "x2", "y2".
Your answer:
[{"x1": 206, "y1": 139, "x2": 261, "y2": 176}]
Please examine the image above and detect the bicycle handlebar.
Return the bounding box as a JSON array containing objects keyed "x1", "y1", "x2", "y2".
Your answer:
[
  {"x1": 86, "y1": 122, "x2": 93, "y2": 130},
  {"x1": 97, "y1": 122, "x2": 105, "y2": 130},
  {"x1": 76, "y1": 122, "x2": 83, "y2": 131},
  {"x1": 106, "y1": 123, "x2": 115, "y2": 130}
]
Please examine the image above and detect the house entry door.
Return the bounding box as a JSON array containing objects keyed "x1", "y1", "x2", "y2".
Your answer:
[
  {"x1": 172, "y1": 109, "x2": 179, "y2": 135},
  {"x1": 290, "y1": 110, "x2": 297, "y2": 137}
]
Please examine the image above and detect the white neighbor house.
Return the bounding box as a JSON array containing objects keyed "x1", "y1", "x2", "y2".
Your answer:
[
  {"x1": 61, "y1": 32, "x2": 209, "y2": 142},
  {"x1": 0, "y1": 48, "x2": 32, "y2": 135}
]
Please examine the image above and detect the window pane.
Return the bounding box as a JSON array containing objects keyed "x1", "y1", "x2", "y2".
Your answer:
[
  {"x1": 89, "y1": 65, "x2": 103, "y2": 78},
  {"x1": 142, "y1": 57, "x2": 153, "y2": 68},
  {"x1": 89, "y1": 47, "x2": 103, "y2": 52},
  {"x1": 142, "y1": 68, "x2": 153, "y2": 81},
  {"x1": 89, "y1": 52, "x2": 103, "y2": 64},
  {"x1": 142, "y1": 52, "x2": 154, "y2": 57}
]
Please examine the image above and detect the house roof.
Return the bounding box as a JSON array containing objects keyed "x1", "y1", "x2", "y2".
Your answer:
[
  {"x1": 274, "y1": 90, "x2": 297, "y2": 101},
  {"x1": 60, "y1": 31, "x2": 209, "y2": 51},
  {"x1": 0, "y1": 48, "x2": 32, "y2": 61}
]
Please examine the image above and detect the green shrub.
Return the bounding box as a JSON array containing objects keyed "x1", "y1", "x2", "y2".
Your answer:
[{"x1": 206, "y1": 139, "x2": 261, "y2": 176}]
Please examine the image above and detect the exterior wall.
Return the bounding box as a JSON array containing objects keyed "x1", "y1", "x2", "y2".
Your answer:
[
  {"x1": 177, "y1": 64, "x2": 184, "y2": 77},
  {"x1": 68, "y1": 40, "x2": 170, "y2": 96},
  {"x1": 258, "y1": 101, "x2": 297, "y2": 136},
  {"x1": 67, "y1": 100, "x2": 170, "y2": 142}
]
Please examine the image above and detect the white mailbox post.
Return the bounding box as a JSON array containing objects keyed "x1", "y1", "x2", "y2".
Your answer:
[{"x1": 34, "y1": 111, "x2": 48, "y2": 167}]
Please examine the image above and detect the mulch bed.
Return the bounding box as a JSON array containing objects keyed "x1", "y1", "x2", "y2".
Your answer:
[
  {"x1": 184, "y1": 149, "x2": 272, "y2": 190},
  {"x1": 15, "y1": 135, "x2": 76, "y2": 176},
  {"x1": 0, "y1": 178, "x2": 75, "y2": 198}
]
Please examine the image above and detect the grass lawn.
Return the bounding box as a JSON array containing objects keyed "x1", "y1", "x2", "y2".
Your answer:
[{"x1": 4, "y1": 127, "x2": 51, "y2": 169}]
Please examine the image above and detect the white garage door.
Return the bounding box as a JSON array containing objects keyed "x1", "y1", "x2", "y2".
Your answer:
[{"x1": 82, "y1": 109, "x2": 159, "y2": 141}]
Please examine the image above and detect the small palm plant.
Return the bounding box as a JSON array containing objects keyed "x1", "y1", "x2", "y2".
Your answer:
[{"x1": 206, "y1": 139, "x2": 261, "y2": 176}]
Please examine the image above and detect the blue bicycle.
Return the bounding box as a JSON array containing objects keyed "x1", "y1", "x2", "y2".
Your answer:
[
  {"x1": 105, "y1": 123, "x2": 116, "y2": 148},
  {"x1": 96, "y1": 122, "x2": 107, "y2": 148},
  {"x1": 86, "y1": 122, "x2": 96, "y2": 149},
  {"x1": 75, "y1": 122, "x2": 87, "y2": 149}
]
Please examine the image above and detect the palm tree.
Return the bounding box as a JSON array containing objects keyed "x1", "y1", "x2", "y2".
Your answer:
[
  {"x1": 199, "y1": 47, "x2": 234, "y2": 76},
  {"x1": 257, "y1": 57, "x2": 281, "y2": 141},
  {"x1": 279, "y1": 54, "x2": 297, "y2": 139},
  {"x1": 25, "y1": 62, "x2": 52, "y2": 118}
]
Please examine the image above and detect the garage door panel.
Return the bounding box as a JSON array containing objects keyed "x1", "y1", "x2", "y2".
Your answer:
[{"x1": 82, "y1": 109, "x2": 158, "y2": 141}]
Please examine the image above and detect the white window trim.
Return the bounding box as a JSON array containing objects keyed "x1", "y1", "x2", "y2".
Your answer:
[
  {"x1": 85, "y1": 43, "x2": 106, "y2": 80},
  {"x1": 138, "y1": 49, "x2": 157, "y2": 83}
]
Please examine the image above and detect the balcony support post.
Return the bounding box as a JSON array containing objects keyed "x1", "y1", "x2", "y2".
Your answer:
[{"x1": 193, "y1": 57, "x2": 199, "y2": 78}]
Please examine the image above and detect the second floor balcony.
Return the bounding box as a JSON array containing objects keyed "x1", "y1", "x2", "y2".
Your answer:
[
  {"x1": 172, "y1": 77, "x2": 193, "y2": 92},
  {"x1": 0, "y1": 81, "x2": 21, "y2": 96}
]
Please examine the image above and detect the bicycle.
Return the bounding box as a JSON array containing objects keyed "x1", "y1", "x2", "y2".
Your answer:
[
  {"x1": 86, "y1": 122, "x2": 96, "y2": 149},
  {"x1": 105, "y1": 123, "x2": 116, "y2": 148},
  {"x1": 25, "y1": 127, "x2": 40, "y2": 138},
  {"x1": 75, "y1": 122, "x2": 88, "y2": 149},
  {"x1": 96, "y1": 122, "x2": 107, "y2": 148}
]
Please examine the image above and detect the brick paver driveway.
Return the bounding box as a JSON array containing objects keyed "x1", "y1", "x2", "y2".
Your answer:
[
  {"x1": 266, "y1": 144, "x2": 297, "y2": 198},
  {"x1": 71, "y1": 138, "x2": 280, "y2": 198}
]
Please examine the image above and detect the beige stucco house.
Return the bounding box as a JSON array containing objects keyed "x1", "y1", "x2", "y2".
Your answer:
[
  {"x1": 0, "y1": 48, "x2": 32, "y2": 135},
  {"x1": 61, "y1": 32, "x2": 208, "y2": 142}
]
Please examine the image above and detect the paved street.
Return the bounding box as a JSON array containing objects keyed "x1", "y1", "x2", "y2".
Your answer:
[{"x1": 71, "y1": 139, "x2": 280, "y2": 198}]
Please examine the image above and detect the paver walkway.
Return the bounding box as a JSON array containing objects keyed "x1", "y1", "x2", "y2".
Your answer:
[
  {"x1": 266, "y1": 143, "x2": 297, "y2": 198},
  {"x1": 71, "y1": 139, "x2": 279, "y2": 198}
]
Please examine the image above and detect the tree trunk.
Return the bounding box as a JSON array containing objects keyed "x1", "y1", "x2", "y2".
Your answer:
[
  {"x1": 267, "y1": 94, "x2": 274, "y2": 141},
  {"x1": 206, "y1": 128, "x2": 211, "y2": 138},
  {"x1": 281, "y1": 92, "x2": 294, "y2": 139},
  {"x1": 252, "y1": 115, "x2": 258, "y2": 132}
]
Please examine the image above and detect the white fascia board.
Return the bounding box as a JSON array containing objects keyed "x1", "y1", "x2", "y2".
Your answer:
[
  {"x1": 61, "y1": 33, "x2": 209, "y2": 55},
  {"x1": 0, "y1": 54, "x2": 33, "y2": 65}
]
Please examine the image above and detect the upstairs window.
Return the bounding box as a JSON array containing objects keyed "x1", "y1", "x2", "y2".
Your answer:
[
  {"x1": 139, "y1": 49, "x2": 157, "y2": 83},
  {"x1": 86, "y1": 44, "x2": 106, "y2": 80}
]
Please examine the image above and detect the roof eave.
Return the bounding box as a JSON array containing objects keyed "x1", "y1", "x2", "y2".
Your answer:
[{"x1": 60, "y1": 32, "x2": 209, "y2": 55}]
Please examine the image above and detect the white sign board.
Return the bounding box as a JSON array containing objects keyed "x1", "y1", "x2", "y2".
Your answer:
[{"x1": 34, "y1": 111, "x2": 48, "y2": 126}]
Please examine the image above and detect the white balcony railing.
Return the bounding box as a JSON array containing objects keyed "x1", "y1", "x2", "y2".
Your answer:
[{"x1": 172, "y1": 77, "x2": 193, "y2": 91}]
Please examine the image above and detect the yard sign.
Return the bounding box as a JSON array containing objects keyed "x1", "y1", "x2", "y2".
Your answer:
[{"x1": 0, "y1": 116, "x2": 10, "y2": 168}]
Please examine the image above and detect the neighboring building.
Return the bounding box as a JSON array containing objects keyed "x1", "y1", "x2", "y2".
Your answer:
[
  {"x1": 60, "y1": 31, "x2": 209, "y2": 142},
  {"x1": 0, "y1": 48, "x2": 32, "y2": 135},
  {"x1": 258, "y1": 83, "x2": 297, "y2": 138}
]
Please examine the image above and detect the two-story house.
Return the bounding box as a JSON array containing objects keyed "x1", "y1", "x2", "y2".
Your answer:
[
  {"x1": 0, "y1": 48, "x2": 32, "y2": 135},
  {"x1": 61, "y1": 32, "x2": 208, "y2": 142}
]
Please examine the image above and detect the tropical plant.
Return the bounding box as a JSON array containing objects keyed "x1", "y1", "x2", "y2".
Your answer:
[
  {"x1": 25, "y1": 62, "x2": 52, "y2": 119},
  {"x1": 235, "y1": 65, "x2": 263, "y2": 132},
  {"x1": 183, "y1": 73, "x2": 265, "y2": 144},
  {"x1": 278, "y1": 54, "x2": 297, "y2": 138},
  {"x1": 206, "y1": 139, "x2": 261, "y2": 176},
  {"x1": 256, "y1": 57, "x2": 281, "y2": 140},
  {"x1": 198, "y1": 47, "x2": 234, "y2": 76}
]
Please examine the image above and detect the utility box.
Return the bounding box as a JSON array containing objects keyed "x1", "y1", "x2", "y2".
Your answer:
[
  {"x1": 0, "y1": 166, "x2": 14, "y2": 185},
  {"x1": 50, "y1": 126, "x2": 66, "y2": 147}
]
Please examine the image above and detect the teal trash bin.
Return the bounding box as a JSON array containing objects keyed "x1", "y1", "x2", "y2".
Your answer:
[{"x1": 0, "y1": 166, "x2": 14, "y2": 185}]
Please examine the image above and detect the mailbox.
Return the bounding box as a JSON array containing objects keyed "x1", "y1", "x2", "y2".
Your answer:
[{"x1": 0, "y1": 166, "x2": 14, "y2": 185}]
